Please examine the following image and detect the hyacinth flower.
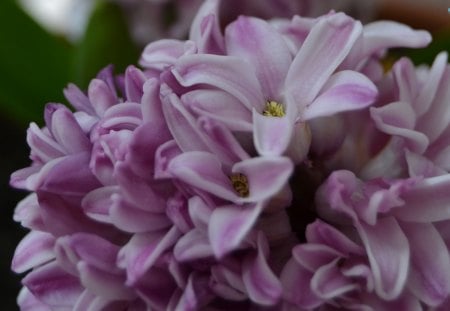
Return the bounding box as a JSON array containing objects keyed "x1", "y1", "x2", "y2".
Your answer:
[
  {"x1": 113, "y1": 0, "x2": 376, "y2": 45},
  {"x1": 169, "y1": 12, "x2": 378, "y2": 164},
  {"x1": 363, "y1": 52, "x2": 450, "y2": 179},
  {"x1": 9, "y1": 1, "x2": 450, "y2": 310}
]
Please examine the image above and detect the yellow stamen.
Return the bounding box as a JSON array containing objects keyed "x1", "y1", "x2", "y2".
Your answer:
[
  {"x1": 263, "y1": 101, "x2": 285, "y2": 117},
  {"x1": 230, "y1": 173, "x2": 249, "y2": 197}
]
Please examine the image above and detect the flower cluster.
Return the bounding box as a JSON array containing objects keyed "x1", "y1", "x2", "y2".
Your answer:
[
  {"x1": 114, "y1": 0, "x2": 375, "y2": 45},
  {"x1": 10, "y1": 0, "x2": 450, "y2": 310}
]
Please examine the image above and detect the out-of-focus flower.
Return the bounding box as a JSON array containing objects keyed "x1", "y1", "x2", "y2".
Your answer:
[
  {"x1": 115, "y1": 0, "x2": 377, "y2": 45},
  {"x1": 10, "y1": 0, "x2": 450, "y2": 310}
]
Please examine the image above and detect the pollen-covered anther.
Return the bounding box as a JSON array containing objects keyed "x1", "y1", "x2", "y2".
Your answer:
[
  {"x1": 230, "y1": 173, "x2": 250, "y2": 197},
  {"x1": 263, "y1": 100, "x2": 285, "y2": 117}
]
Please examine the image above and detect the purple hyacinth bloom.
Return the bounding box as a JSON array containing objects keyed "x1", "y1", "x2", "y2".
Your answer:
[{"x1": 10, "y1": 1, "x2": 450, "y2": 310}]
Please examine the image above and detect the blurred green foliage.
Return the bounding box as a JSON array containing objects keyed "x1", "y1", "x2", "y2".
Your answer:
[
  {"x1": 0, "y1": 0, "x2": 73, "y2": 125},
  {"x1": 0, "y1": 0, "x2": 139, "y2": 126}
]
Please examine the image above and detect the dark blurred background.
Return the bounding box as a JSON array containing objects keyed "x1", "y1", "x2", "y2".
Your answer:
[{"x1": 1, "y1": 0, "x2": 449, "y2": 310}]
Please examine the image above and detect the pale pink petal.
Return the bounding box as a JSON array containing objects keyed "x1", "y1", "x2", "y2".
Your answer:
[
  {"x1": 174, "y1": 229, "x2": 214, "y2": 262},
  {"x1": 13, "y1": 193, "x2": 45, "y2": 231},
  {"x1": 124, "y1": 65, "x2": 146, "y2": 103},
  {"x1": 400, "y1": 222, "x2": 450, "y2": 306},
  {"x1": 311, "y1": 258, "x2": 359, "y2": 299},
  {"x1": 285, "y1": 12, "x2": 362, "y2": 111},
  {"x1": 27, "y1": 122, "x2": 64, "y2": 162},
  {"x1": 38, "y1": 153, "x2": 101, "y2": 195},
  {"x1": 174, "y1": 273, "x2": 213, "y2": 311},
  {"x1": 119, "y1": 228, "x2": 181, "y2": 285},
  {"x1": 162, "y1": 90, "x2": 211, "y2": 153},
  {"x1": 306, "y1": 220, "x2": 364, "y2": 256},
  {"x1": 172, "y1": 54, "x2": 265, "y2": 111},
  {"x1": 64, "y1": 83, "x2": 95, "y2": 115},
  {"x1": 115, "y1": 163, "x2": 167, "y2": 213},
  {"x1": 292, "y1": 243, "x2": 342, "y2": 272},
  {"x1": 225, "y1": 16, "x2": 292, "y2": 100},
  {"x1": 303, "y1": 70, "x2": 377, "y2": 120},
  {"x1": 140, "y1": 39, "x2": 188, "y2": 70},
  {"x1": 168, "y1": 151, "x2": 238, "y2": 202},
  {"x1": 253, "y1": 109, "x2": 295, "y2": 157},
  {"x1": 77, "y1": 262, "x2": 135, "y2": 300},
  {"x1": 110, "y1": 195, "x2": 172, "y2": 233},
  {"x1": 280, "y1": 258, "x2": 322, "y2": 309},
  {"x1": 209, "y1": 203, "x2": 263, "y2": 258},
  {"x1": 82, "y1": 186, "x2": 118, "y2": 223},
  {"x1": 232, "y1": 156, "x2": 293, "y2": 203},
  {"x1": 133, "y1": 267, "x2": 177, "y2": 311},
  {"x1": 54, "y1": 233, "x2": 120, "y2": 272},
  {"x1": 242, "y1": 235, "x2": 282, "y2": 306},
  {"x1": 88, "y1": 79, "x2": 117, "y2": 116},
  {"x1": 22, "y1": 261, "x2": 83, "y2": 308},
  {"x1": 12, "y1": 231, "x2": 55, "y2": 273},
  {"x1": 49, "y1": 106, "x2": 91, "y2": 154},
  {"x1": 357, "y1": 217, "x2": 409, "y2": 300},
  {"x1": 371, "y1": 101, "x2": 429, "y2": 154},
  {"x1": 17, "y1": 287, "x2": 52, "y2": 311},
  {"x1": 394, "y1": 174, "x2": 450, "y2": 222},
  {"x1": 414, "y1": 52, "x2": 447, "y2": 117},
  {"x1": 359, "y1": 21, "x2": 431, "y2": 63},
  {"x1": 182, "y1": 89, "x2": 252, "y2": 132},
  {"x1": 189, "y1": 0, "x2": 224, "y2": 54}
]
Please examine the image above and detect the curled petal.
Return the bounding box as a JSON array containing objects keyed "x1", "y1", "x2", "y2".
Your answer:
[
  {"x1": 358, "y1": 217, "x2": 409, "y2": 300},
  {"x1": 242, "y1": 234, "x2": 282, "y2": 306},
  {"x1": 303, "y1": 70, "x2": 377, "y2": 120},
  {"x1": 168, "y1": 151, "x2": 238, "y2": 202},
  {"x1": 77, "y1": 262, "x2": 135, "y2": 300},
  {"x1": 400, "y1": 222, "x2": 450, "y2": 306},
  {"x1": 22, "y1": 261, "x2": 83, "y2": 308},
  {"x1": 310, "y1": 258, "x2": 359, "y2": 299},
  {"x1": 280, "y1": 258, "x2": 322, "y2": 309},
  {"x1": 233, "y1": 156, "x2": 293, "y2": 204},
  {"x1": 12, "y1": 231, "x2": 55, "y2": 273},
  {"x1": 394, "y1": 174, "x2": 450, "y2": 222},
  {"x1": 253, "y1": 110, "x2": 294, "y2": 157},
  {"x1": 209, "y1": 203, "x2": 264, "y2": 258},
  {"x1": 140, "y1": 39, "x2": 189, "y2": 70},
  {"x1": 172, "y1": 54, "x2": 265, "y2": 111},
  {"x1": 182, "y1": 89, "x2": 252, "y2": 132}
]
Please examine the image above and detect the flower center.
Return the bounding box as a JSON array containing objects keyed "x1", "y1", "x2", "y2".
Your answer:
[
  {"x1": 263, "y1": 101, "x2": 285, "y2": 117},
  {"x1": 230, "y1": 173, "x2": 250, "y2": 197}
]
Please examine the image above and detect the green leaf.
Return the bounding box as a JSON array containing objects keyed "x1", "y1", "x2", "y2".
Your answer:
[
  {"x1": 0, "y1": 0, "x2": 73, "y2": 125},
  {"x1": 71, "y1": 0, "x2": 140, "y2": 89}
]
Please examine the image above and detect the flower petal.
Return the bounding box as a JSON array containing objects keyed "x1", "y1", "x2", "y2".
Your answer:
[
  {"x1": 182, "y1": 89, "x2": 252, "y2": 132},
  {"x1": 12, "y1": 231, "x2": 55, "y2": 273},
  {"x1": 357, "y1": 217, "x2": 409, "y2": 300},
  {"x1": 168, "y1": 151, "x2": 238, "y2": 202},
  {"x1": 225, "y1": 16, "x2": 292, "y2": 100},
  {"x1": 280, "y1": 258, "x2": 322, "y2": 309},
  {"x1": 232, "y1": 156, "x2": 293, "y2": 204},
  {"x1": 209, "y1": 203, "x2": 264, "y2": 258},
  {"x1": 285, "y1": 12, "x2": 362, "y2": 112},
  {"x1": 303, "y1": 70, "x2": 377, "y2": 120},
  {"x1": 242, "y1": 235, "x2": 282, "y2": 306},
  {"x1": 253, "y1": 109, "x2": 295, "y2": 156},
  {"x1": 172, "y1": 54, "x2": 265, "y2": 111},
  {"x1": 400, "y1": 222, "x2": 450, "y2": 306},
  {"x1": 22, "y1": 261, "x2": 83, "y2": 308},
  {"x1": 394, "y1": 174, "x2": 450, "y2": 222}
]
